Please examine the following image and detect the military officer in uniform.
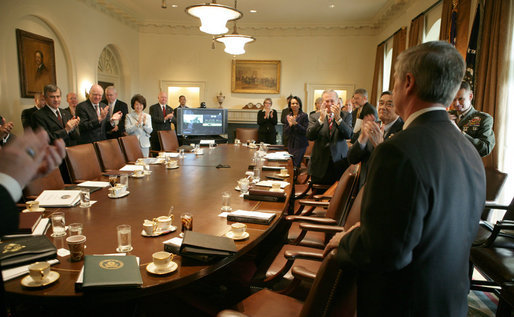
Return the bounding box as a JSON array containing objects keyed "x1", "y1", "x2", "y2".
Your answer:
[{"x1": 449, "y1": 81, "x2": 495, "y2": 157}]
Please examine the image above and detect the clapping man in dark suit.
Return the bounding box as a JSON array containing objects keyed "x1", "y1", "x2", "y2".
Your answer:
[
  {"x1": 149, "y1": 91, "x2": 174, "y2": 151},
  {"x1": 350, "y1": 88, "x2": 378, "y2": 143},
  {"x1": 21, "y1": 92, "x2": 46, "y2": 129},
  {"x1": 307, "y1": 89, "x2": 353, "y2": 185},
  {"x1": 102, "y1": 86, "x2": 128, "y2": 139},
  {"x1": 347, "y1": 90, "x2": 404, "y2": 188},
  {"x1": 0, "y1": 116, "x2": 15, "y2": 147},
  {"x1": 76, "y1": 84, "x2": 121, "y2": 144},
  {"x1": 325, "y1": 41, "x2": 485, "y2": 316}
]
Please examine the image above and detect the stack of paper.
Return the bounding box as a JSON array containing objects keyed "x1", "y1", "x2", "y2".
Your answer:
[
  {"x1": 77, "y1": 181, "x2": 110, "y2": 188},
  {"x1": 120, "y1": 165, "x2": 144, "y2": 171},
  {"x1": 36, "y1": 190, "x2": 81, "y2": 207},
  {"x1": 255, "y1": 180, "x2": 289, "y2": 188}
]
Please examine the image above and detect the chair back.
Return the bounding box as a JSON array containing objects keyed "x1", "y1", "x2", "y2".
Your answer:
[
  {"x1": 65, "y1": 143, "x2": 102, "y2": 183},
  {"x1": 158, "y1": 130, "x2": 179, "y2": 152},
  {"x1": 343, "y1": 186, "x2": 364, "y2": 230},
  {"x1": 485, "y1": 167, "x2": 507, "y2": 201},
  {"x1": 235, "y1": 128, "x2": 258, "y2": 143},
  {"x1": 94, "y1": 139, "x2": 126, "y2": 171},
  {"x1": 119, "y1": 135, "x2": 144, "y2": 162},
  {"x1": 325, "y1": 164, "x2": 360, "y2": 224},
  {"x1": 300, "y1": 249, "x2": 357, "y2": 317},
  {"x1": 23, "y1": 168, "x2": 64, "y2": 198}
]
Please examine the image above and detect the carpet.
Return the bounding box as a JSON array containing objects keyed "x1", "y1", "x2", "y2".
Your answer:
[{"x1": 468, "y1": 290, "x2": 499, "y2": 317}]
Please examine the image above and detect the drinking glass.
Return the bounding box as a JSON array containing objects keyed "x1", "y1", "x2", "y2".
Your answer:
[
  {"x1": 80, "y1": 190, "x2": 91, "y2": 208},
  {"x1": 180, "y1": 213, "x2": 193, "y2": 237},
  {"x1": 109, "y1": 175, "x2": 118, "y2": 187},
  {"x1": 117, "y1": 224, "x2": 133, "y2": 252},
  {"x1": 69, "y1": 223, "x2": 83, "y2": 236},
  {"x1": 179, "y1": 149, "x2": 185, "y2": 158},
  {"x1": 221, "y1": 192, "x2": 232, "y2": 212},
  {"x1": 51, "y1": 212, "x2": 66, "y2": 237},
  {"x1": 120, "y1": 174, "x2": 129, "y2": 189},
  {"x1": 238, "y1": 178, "x2": 250, "y2": 195},
  {"x1": 234, "y1": 139, "x2": 241, "y2": 146}
]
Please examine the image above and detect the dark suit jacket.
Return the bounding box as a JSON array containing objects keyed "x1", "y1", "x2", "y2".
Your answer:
[
  {"x1": 284, "y1": 111, "x2": 309, "y2": 167},
  {"x1": 347, "y1": 116, "x2": 404, "y2": 188},
  {"x1": 257, "y1": 109, "x2": 277, "y2": 144},
  {"x1": 21, "y1": 106, "x2": 38, "y2": 129},
  {"x1": 149, "y1": 103, "x2": 173, "y2": 151},
  {"x1": 32, "y1": 106, "x2": 79, "y2": 146},
  {"x1": 306, "y1": 111, "x2": 352, "y2": 183},
  {"x1": 339, "y1": 110, "x2": 485, "y2": 316},
  {"x1": 102, "y1": 99, "x2": 129, "y2": 139},
  {"x1": 351, "y1": 102, "x2": 378, "y2": 143},
  {"x1": 76, "y1": 100, "x2": 111, "y2": 144},
  {"x1": 0, "y1": 185, "x2": 18, "y2": 237}
]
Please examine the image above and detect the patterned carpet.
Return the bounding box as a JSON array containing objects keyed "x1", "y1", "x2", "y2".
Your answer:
[{"x1": 468, "y1": 290, "x2": 499, "y2": 317}]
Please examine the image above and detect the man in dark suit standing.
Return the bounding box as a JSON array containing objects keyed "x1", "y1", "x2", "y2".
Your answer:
[
  {"x1": 306, "y1": 89, "x2": 353, "y2": 185},
  {"x1": 76, "y1": 84, "x2": 121, "y2": 144},
  {"x1": 21, "y1": 92, "x2": 46, "y2": 129},
  {"x1": 350, "y1": 88, "x2": 377, "y2": 143},
  {"x1": 347, "y1": 90, "x2": 403, "y2": 188},
  {"x1": 149, "y1": 91, "x2": 174, "y2": 151},
  {"x1": 325, "y1": 41, "x2": 485, "y2": 317},
  {"x1": 102, "y1": 86, "x2": 128, "y2": 139}
]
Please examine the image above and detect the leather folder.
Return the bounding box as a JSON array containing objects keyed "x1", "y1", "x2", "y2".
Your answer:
[
  {"x1": 82, "y1": 255, "x2": 142, "y2": 290},
  {"x1": 244, "y1": 189, "x2": 286, "y2": 202},
  {"x1": 0, "y1": 235, "x2": 57, "y2": 269},
  {"x1": 180, "y1": 231, "x2": 236, "y2": 262}
]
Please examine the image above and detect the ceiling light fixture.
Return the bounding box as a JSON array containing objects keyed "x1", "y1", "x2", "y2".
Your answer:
[
  {"x1": 249, "y1": 9, "x2": 257, "y2": 13},
  {"x1": 215, "y1": 23, "x2": 255, "y2": 55},
  {"x1": 161, "y1": 0, "x2": 167, "y2": 9},
  {"x1": 186, "y1": 0, "x2": 242, "y2": 35}
]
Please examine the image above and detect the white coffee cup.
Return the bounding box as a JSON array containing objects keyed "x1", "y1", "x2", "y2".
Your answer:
[
  {"x1": 156, "y1": 215, "x2": 172, "y2": 231},
  {"x1": 231, "y1": 222, "x2": 247, "y2": 238},
  {"x1": 271, "y1": 183, "x2": 281, "y2": 191},
  {"x1": 134, "y1": 169, "x2": 144, "y2": 177},
  {"x1": 28, "y1": 262, "x2": 50, "y2": 282},
  {"x1": 152, "y1": 251, "x2": 173, "y2": 270},
  {"x1": 280, "y1": 168, "x2": 288, "y2": 176},
  {"x1": 143, "y1": 221, "x2": 156, "y2": 235},
  {"x1": 26, "y1": 200, "x2": 40, "y2": 211},
  {"x1": 166, "y1": 160, "x2": 178, "y2": 168}
]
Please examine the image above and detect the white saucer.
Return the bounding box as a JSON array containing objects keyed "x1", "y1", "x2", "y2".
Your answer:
[
  {"x1": 225, "y1": 231, "x2": 249, "y2": 240},
  {"x1": 234, "y1": 186, "x2": 241, "y2": 191},
  {"x1": 21, "y1": 271, "x2": 60, "y2": 288},
  {"x1": 108, "y1": 191, "x2": 130, "y2": 199},
  {"x1": 166, "y1": 165, "x2": 179, "y2": 170},
  {"x1": 144, "y1": 170, "x2": 152, "y2": 175},
  {"x1": 275, "y1": 173, "x2": 290, "y2": 178},
  {"x1": 146, "y1": 261, "x2": 178, "y2": 275},
  {"x1": 141, "y1": 225, "x2": 177, "y2": 237},
  {"x1": 130, "y1": 173, "x2": 145, "y2": 178},
  {"x1": 22, "y1": 207, "x2": 46, "y2": 213},
  {"x1": 269, "y1": 188, "x2": 285, "y2": 193}
]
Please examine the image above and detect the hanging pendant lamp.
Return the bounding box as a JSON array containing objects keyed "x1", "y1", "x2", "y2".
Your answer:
[
  {"x1": 186, "y1": 0, "x2": 242, "y2": 35},
  {"x1": 215, "y1": 23, "x2": 255, "y2": 55}
]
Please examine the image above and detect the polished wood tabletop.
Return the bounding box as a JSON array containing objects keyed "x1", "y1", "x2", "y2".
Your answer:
[{"x1": 4, "y1": 144, "x2": 293, "y2": 300}]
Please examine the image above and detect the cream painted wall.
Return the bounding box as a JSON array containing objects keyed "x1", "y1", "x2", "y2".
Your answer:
[
  {"x1": 138, "y1": 32, "x2": 376, "y2": 114},
  {"x1": 0, "y1": 0, "x2": 139, "y2": 135}
]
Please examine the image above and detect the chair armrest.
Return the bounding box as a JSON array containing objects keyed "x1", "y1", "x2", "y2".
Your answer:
[
  {"x1": 312, "y1": 184, "x2": 331, "y2": 190},
  {"x1": 285, "y1": 215, "x2": 337, "y2": 225},
  {"x1": 291, "y1": 265, "x2": 317, "y2": 282},
  {"x1": 481, "y1": 220, "x2": 514, "y2": 247},
  {"x1": 484, "y1": 201, "x2": 509, "y2": 210},
  {"x1": 298, "y1": 223, "x2": 345, "y2": 233},
  {"x1": 297, "y1": 200, "x2": 330, "y2": 208},
  {"x1": 284, "y1": 249, "x2": 324, "y2": 261},
  {"x1": 24, "y1": 195, "x2": 38, "y2": 200}
]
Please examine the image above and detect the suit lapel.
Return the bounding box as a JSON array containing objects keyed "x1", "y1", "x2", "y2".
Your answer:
[{"x1": 45, "y1": 106, "x2": 64, "y2": 128}]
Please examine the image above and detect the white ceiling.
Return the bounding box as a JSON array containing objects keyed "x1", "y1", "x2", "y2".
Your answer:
[{"x1": 91, "y1": 0, "x2": 409, "y2": 32}]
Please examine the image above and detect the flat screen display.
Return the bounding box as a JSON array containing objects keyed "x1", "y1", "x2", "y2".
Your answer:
[{"x1": 176, "y1": 108, "x2": 228, "y2": 136}]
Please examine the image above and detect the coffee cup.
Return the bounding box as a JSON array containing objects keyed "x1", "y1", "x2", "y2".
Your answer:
[
  {"x1": 109, "y1": 185, "x2": 125, "y2": 197},
  {"x1": 158, "y1": 152, "x2": 166, "y2": 158},
  {"x1": 135, "y1": 158, "x2": 145, "y2": 165},
  {"x1": 156, "y1": 215, "x2": 172, "y2": 231},
  {"x1": 152, "y1": 251, "x2": 173, "y2": 270},
  {"x1": 166, "y1": 160, "x2": 178, "y2": 168},
  {"x1": 143, "y1": 220, "x2": 156, "y2": 235},
  {"x1": 66, "y1": 235, "x2": 86, "y2": 262},
  {"x1": 25, "y1": 200, "x2": 40, "y2": 211},
  {"x1": 271, "y1": 183, "x2": 281, "y2": 191},
  {"x1": 28, "y1": 262, "x2": 50, "y2": 282},
  {"x1": 280, "y1": 168, "x2": 288, "y2": 176},
  {"x1": 230, "y1": 223, "x2": 247, "y2": 238},
  {"x1": 133, "y1": 169, "x2": 144, "y2": 177}
]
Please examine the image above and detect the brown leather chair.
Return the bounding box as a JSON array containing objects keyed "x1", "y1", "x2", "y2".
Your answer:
[
  {"x1": 235, "y1": 128, "x2": 258, "y2": 143},
  {"x1": 119, "y1": 135, "x2": 144, "y2": 162},
  {"x1": 482, "y1": 167, "x2": 508, "y2": 220},
  {"x1": 158, "y1": 130, "x2": 179, "y2": 152},
  {"x1": 218, "y1": 249, "x2": 357, "y2": 317},
  {"x1": 23, "y1": 168, "x2": 65, "y2": 199},
  {"x1": 94, "y1": 139, "x2": 126, "y2": 172},
  {"x1": 65, "y1": 143, "x2": 103, "y2": 183}
]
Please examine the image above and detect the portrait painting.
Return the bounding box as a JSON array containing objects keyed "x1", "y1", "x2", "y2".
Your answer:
[
  {"x1": 16, "y1": 29, "x2": 56, "y2": 98},
  {"x1": 232, "y1": 60, "x2": 281, "y2": 94}
]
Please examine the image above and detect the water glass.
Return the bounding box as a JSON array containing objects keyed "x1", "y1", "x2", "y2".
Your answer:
[
  {"x1": 238, "y1": 178, "x2": 250, "y2": 195},
  {"x1": 51, "y1": 212, "x2": 66, "y2": 237},
  {"x1": 80, "y1": 190, "x2": 90, "y2": 208},
  {"x1": 221, "y1": 192, "x2": 232, "y2": 212},
  {"x1": 117, "y1": 224, "x2": 133, "y2": 252},
  {"x1": 120, "y1": 174, "x2": 129, "y2": 189},
  {"x1": 209, "y1": 143, "x2": 215, "y2": 149},
  {"x1": 179, "y1": 149, "x2": 185, "y2": 158},
  {"x1": 69, "y1": 223, "x2": 83, "y2": 236},
  {"x1": 234, "y1": 139, "x2": 241, "y2": 146}
]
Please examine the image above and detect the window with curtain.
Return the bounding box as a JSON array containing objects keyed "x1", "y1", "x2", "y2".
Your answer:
[{"x1": 383, "y1": 41, "x2": 393, "y2": 93}]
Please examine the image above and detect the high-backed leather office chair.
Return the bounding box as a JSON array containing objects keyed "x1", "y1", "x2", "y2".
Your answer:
[
  {"x1": 23, "y1": 168, "x2": 65, "y2": 199},
  {"x1": 94, "y1": 139, "x2": 126, "y2": 172},
  {"x1": 65, "y1": 143, "x2": 103, "y2": 183},
  {"x1": 235, "y1": 128, "x2": 259, "y2": 143},
  {"x1": 158, "y1": 130, "x2": 179, "y2": 152},
  {"x1": 119, "y1": 135, "x2": 144, "y2": 162},
  {"x1": 218, "y1": 249, "x2": 357, "y2": 317},
  {"x1": 482, "y1": 167, "x2": 508, "y2": 220}
]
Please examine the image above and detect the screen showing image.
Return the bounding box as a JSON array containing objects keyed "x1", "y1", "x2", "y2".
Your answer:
[{"x1": 177, "y1": 108, "x2": 227, "y2": 136}]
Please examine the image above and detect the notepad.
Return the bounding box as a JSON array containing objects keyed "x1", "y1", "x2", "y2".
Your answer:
[{"x1": 36, "y1": 190, "x2": 81, "y2": 207}]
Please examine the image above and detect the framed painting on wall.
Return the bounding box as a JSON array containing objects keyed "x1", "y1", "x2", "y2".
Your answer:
[
  {"x1": 16, "y1": 29, "x2": 57, "y2": 98},
  {"x1": 231, "y1": 60, "x2": 281, "y2": 94}
]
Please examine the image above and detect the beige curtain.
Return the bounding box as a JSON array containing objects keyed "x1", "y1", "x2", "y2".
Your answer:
[
  {"x1": 475, "y1": 0, "x2": 513, "y2": 169},
  {"x1": 439, "y1": 0, "x2": 472, "y2": 58},
  {"x1": 371, "y1": 43, "x2": 385, "y2": 106},
  {"x1": 409, "y1": 14, "x2": 424, "y2": 48},
  {"x1": 389, "y1": 28, "x2": 407, "y2": 90}
]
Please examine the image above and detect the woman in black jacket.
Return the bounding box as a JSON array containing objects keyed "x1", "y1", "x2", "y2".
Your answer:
[{"x1": 257, "y1": 98, "x2": 277, "y2": 144}]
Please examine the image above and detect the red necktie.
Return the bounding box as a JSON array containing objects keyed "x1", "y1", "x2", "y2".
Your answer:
[
  {"x1": 328, "y1": 116, "x2": 333, "y2": 131},
  {"x1": 162, "y1": 106, "x2": 166, "y2": 118},
  {"x1": 56, "y1": 110, "x2": 63, "y2": 126}
]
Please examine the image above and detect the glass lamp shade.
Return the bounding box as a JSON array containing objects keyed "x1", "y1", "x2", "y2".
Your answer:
[
  {"x1": 186, "y1": 3, "x2": 242, "y2": 35},
  {"x1": 215, "y1": 34, "x2": 255, "y2": 55}
]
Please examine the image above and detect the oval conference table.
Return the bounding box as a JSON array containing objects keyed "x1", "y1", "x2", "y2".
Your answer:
[{"x1": 4, "y1": 144, "x2": 293, "y2": 309}]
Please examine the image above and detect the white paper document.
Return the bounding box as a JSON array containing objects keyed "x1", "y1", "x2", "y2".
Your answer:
[
  {"x1": 120, "y1": 165, "x2": 144, "y2": 171},
  {"x1": 227, "y1": 210, "x2": 276, "y2": 221},
  {"x1": 255, "y1": 181, "x2": 289, "y2": 188},
  {"x1": 265, "y1": 151, "x2": 291, "y2": 161},
  {"x1": 144, "y1": 158, "x2": 164, "y2": 164},
  {"x1": 77, "y1": 181, "x2": 110, "y2": 188},
  {"x1": 36, "y1": 190, "x2": 81, "y2": 207},
  {"x1": 200, "y1": 140, "x2": 215, "y2": 145}
]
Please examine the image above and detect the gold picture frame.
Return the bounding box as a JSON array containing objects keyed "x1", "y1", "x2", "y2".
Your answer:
[
  {"x1": 16, "y1": 29, "x2": 57, "y2": 98},
  {"x1": 231, "y1": 60, "x2": 281, "y2": 94}
]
